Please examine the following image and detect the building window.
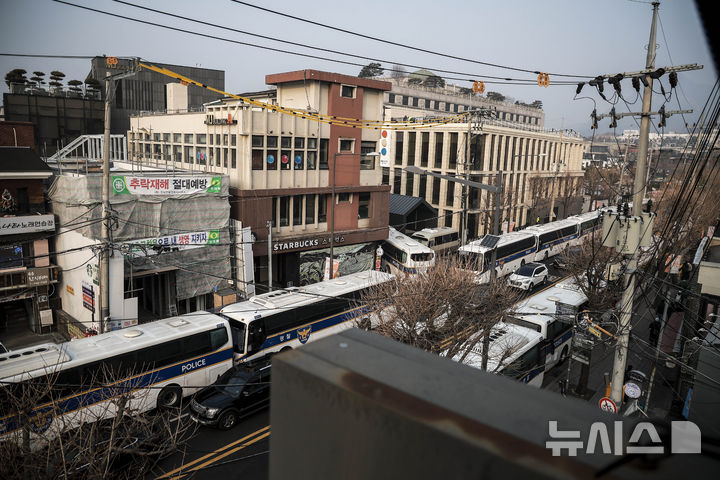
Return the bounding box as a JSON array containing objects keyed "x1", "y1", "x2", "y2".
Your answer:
[
  {"x1": 294, "y1": 137, "x2": 305, "y2": 149},
  {"x1": 252, "y1": 135, "x2": 264, "y2": 147},
  {"x1": 412, "y1": 97, "x2": 419, "y2": 107},
  {"x1": 388, "y1": 93, "x2": 395, "y2": 104},
  {"x1": 307, "y1": 151, "x2": 317, "y2": 169},
  {"x1": 279, "y1": 197, "x2": 290, "y2": 227},
  {"x1": 173, "y1": 133, "x2": 181, "y2": 143},
  {"x1": 319, "y1": 139, "x2": 329, "y2": 169},
  {"x1": 444, "y1": 210, "x2": 453, "y2": 228},
  {"x1": 293, "y1": 196, "x2": 303, "y2": 226},
  {"x1": 446, "y1": 181, "x2": 455, "y2": 205},
  {"x1": 318, "y1": 194, "x2": 327, "y2": 223},
  {"x1": 281, "y1": 136, "x2": 292, "y2": 148},
  {"x1": 339, "y1": 138, "x2": 354, "y2": 152},
  {"x1": 231, "y1": 149, "x2": 237, "y2": 169},
  {"x1": 405, "y1": 171, "x2": 414, "y2": 196},
  {"x1": 421, "y1": 132, "x2": 429, "y2": 168},
  {"x1": 434, "y1": 132, "x2": 443, "y2": 169},
  {"x1": 184, "y1": 146, "x2": 193, "y2": 163},
  {"x1": 184, "y1": 134, "x2": 193, "y2": 144},
  {"x1": 449, "y1": 133, "x2": 458, "y2": 170},
  {"x1": 294, "y1": 152, "x2": 304, "y2": 170},
  {"x1": 407, "y1": 132, "x2": 416, "y2": 166},
  {"x1": 393, "y1": 169, "x2": 401, "y2": 194},
  {"x1": 281, "y1": 150, "x2": 292, "y2": 170},
  {"x1": 360, "y1": 141, "x2": 376, "y2": 169},
  {"x1": 402, "y1": 96, "x2": 409, "y2": 106},
  {"x1": 382, "y1": 167, "x2": 390, "y2": 185},
  {"x1": 337, "y1": 192, "x2": 351, "y2": 203},
  {"x1": 305, "y1": 194, "x2": 316, "y2": 224},
  {"x1": 196, "y1": 134, "x2": 207, "y2": 144},
  {"x1": 252, "y1": 149, "x2": 263, "y2": 170},
  {"x1": 358, "y1": 193, "x2": 371, "y2": 219},
  {"x1": 231, "y1": 135, "x2": 237, "y2": 146},
  {"x1": 341, "y1": 85, "x2": 356, "y2": 98},
  {"x1": 394, "y1": 132, "x2": 403, "y2": 165},
  {"x1": 432, "y1": 177, "x2": 441, "y2": 204}
]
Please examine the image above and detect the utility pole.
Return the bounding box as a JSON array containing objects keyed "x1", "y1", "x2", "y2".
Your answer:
[
  {"x1": 489, "y1": 170, "x2": 503, "y2": 282},
  {"x1": 99, "y1": 71, "x2": 111, "y2": 334},
  {"x1": 609, "y1": 2, "x2": 659, "y2": 405}
]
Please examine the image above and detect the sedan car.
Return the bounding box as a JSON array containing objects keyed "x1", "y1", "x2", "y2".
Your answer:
[
  {"x1": 507, "y1": 262, "x2": 549, "y2": 290},
  {"x1": 189, "y1": 363, "x2": 271, "y2": 430}
]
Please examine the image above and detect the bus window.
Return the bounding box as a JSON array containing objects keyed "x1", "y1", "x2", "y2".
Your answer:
[
  {"x1": 247, "y1": 320, "x2": 266, "y2": 354},
  {"x1": 411, "y1": 252, "x2": 433, "y2": 262},
  {"x1": 230, "y1": 323, "x2": 246, "y2": 354}
]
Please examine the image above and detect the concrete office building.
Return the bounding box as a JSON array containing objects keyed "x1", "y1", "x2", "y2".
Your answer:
[
  {"x1": 385, "y1": 122, "x2": 585, "y2": 240},
  {"x1": 129, "y1": 70, "x2": 392, "y2": 289}
]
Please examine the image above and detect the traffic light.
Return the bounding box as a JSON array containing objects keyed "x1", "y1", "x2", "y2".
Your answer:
[
  {"x1": 537, "y1": 72, "x2": 549, "y2": 87},
  {"x1": 379, "y1": 129, "x2": 392, "y2": 167},
  {"x1": 472, "y1": 80, "x2": 485, "y2": 94}
]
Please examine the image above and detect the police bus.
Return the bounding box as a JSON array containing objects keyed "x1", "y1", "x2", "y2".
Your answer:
[
  {"x1": 458, "y1": 231, "x2": 538, "y2": 283},
  {"x1": 452, "y1": 322, "x2": 547, "y2": 387},
  {"x1": 0, "y1": 312, "x2": 234, "y2": 443},
  {"x1": 381, "y1": 227, "x2": 435, "y2": 276},
  {"x1": 410, "y1": 227, "x2": 460, "y2": 254},
  {"x1": 220, "y1": 269, "x2": 396, "y2": 364},
  {"x1": 506, "y1": 277, "x2": 588, "y2": 368}
]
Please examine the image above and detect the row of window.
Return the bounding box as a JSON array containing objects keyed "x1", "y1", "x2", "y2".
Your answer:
[
  {"x1": 271, "y1": 192, "x2": 372, "y2": 228},
  {"x1": 386, "y1": 94, "x2": 540, "y2": 125},
  {"x1": 131, "y1": 132, "x2": 238, "y2": 146}
]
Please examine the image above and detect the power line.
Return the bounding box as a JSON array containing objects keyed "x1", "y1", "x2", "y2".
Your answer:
[{"x1": 229, "y1": 0, "x2": 592, "y2": 79}]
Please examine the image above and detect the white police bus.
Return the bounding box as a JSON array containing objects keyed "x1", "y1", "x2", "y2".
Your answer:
[
  {"x1": 506, "y1": 277, "x2": 588, "y2": 368},
  {"x1": 0, "y1": 312, "x2": 234, "y2": 443},
  {"x1": 458, "y1": 231, "x2": 538, "y2": 283},
  {"x1": 410, "y1": 227, "x2": 460, "y2": 254},
  {"x1": 220, "y1": 269, "x2": 396, "y2": 364},
  {"x1": 452, "y1": 322, "x2": 547, "y2": 387},
  {"x1": 381, "y1": 227, "x2": 435, "y2": 277}
]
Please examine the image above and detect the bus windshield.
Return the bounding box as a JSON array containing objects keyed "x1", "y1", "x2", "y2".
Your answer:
[
  {"x1": 459, "y1": 251, "x2": 485, "y2": 272},
  {"x1": 412, "y1": 237, "x2": 429, "y2": 246}
]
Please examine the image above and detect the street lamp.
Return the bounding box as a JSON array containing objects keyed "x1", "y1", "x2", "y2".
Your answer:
[{"x1": 328, "y1": 150, "x2": 379, "y2": 279}]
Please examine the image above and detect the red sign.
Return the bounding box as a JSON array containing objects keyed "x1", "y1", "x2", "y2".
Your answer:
[{"x1": 599, "y1": 397, "x2": 617, "y2": 414}]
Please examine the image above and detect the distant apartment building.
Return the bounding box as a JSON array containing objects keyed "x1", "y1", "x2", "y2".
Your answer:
[
  {"x1": 385, "y1": 123, "x2": 585, "y2": 240},
  {"x1": 129, "y1": 69, "x2": 392, "y2": 289}
]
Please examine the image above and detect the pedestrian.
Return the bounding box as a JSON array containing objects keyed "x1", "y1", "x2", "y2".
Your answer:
[{"x1": 649, "y1": 316, "x2": 661, "y2": 347}]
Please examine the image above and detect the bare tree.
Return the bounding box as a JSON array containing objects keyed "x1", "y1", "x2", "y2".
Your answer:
[
  {"x1": 359, "y1": 257, "x2": 521, "y2": 371},
  {"x1": 390, "y1": 64, "x2": 407, "y2": 79},
  {"x1": 0, "y1": 365, "x2": 197, "y2": 480}
]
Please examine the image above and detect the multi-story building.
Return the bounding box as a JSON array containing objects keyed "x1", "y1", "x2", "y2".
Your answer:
[
  {"x1": 0, "y1": 147, "x2": 59, "y2": 342},
  {"x1": 49, "y1": 170, "x2": 231, "y2": 337},
  {"x1": 383, "y1": 76, "x2": 545, "y2": 130},
  {"x1": 385, "y1": 122, "x2": 585, "y2": 240},
  {"x1": 88, "y1": 56, "x2": 225, "y2": 135},
  {"x1": 129, "y1": 69, "x2": 392, "y2": 288}
]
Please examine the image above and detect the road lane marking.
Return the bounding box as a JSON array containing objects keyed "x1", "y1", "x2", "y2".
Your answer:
[
  {"x1": 178, "y1": 430, "x2": 271, "y2": 476},
  {"x1": 157, "y1": 425, "x2": 270, "y2": 479}
]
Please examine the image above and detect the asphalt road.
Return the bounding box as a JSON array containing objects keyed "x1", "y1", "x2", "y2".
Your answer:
[{"x1": 148, "y1": 408, "x2": 270, "y2": 480}]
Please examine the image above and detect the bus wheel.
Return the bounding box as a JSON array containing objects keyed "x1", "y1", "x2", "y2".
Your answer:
[
  {"x1": 157, "y1": 385, "x2": 182, "y2": 409},
  {"x1": 280, "y1": 346, "x2": 292, "y2": 353},
  {"x1": 218, "y1": 410, "x2": 238, "y2": 430},
  {"x1": 559, "y1": 346, "x2": 569, "y2": 364}
]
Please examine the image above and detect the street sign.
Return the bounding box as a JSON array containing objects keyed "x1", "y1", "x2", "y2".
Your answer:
[
  {"x1": 623, "y1": 382, "x2": 642, "y2": 399},
  {"x1": 599, "y1": 397, "x2": 617, "y2": 414}
]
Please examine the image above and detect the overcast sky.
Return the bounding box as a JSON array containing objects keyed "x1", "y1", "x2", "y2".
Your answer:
[{"x1": 1, "y1": 0, "x2": 716, "y2": 137}]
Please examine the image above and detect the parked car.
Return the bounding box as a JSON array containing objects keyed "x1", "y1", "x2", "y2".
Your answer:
[
  {"x1": 189, "y1": 363, "x2": 271, "y2": 430},
  {"x1": 507, "y1": 262, "x2": 549, "y2": 290}
]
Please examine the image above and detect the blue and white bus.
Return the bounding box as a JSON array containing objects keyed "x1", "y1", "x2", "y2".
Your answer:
[
  {"x1": 506, "y1": 277, "x2": 588, "y2": 368},
  {"x1": 524, "y1": 219, "x2": 581, "y2": 261},
  {"x1": 452, "y1": 322, "x2": 548, "y2": 387},
  {"x1": 220, "y1": 269, "x2": 396, "y2": 364},
  {"x1": 381, "y1": 227, "x2": 435, "y2": 277},
  {"x1": 0, "y1": 312, "x2": 234, "y2": 443},
  {"x1": 458, "y1": 231, "x2": 538, "y2": 283}
]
